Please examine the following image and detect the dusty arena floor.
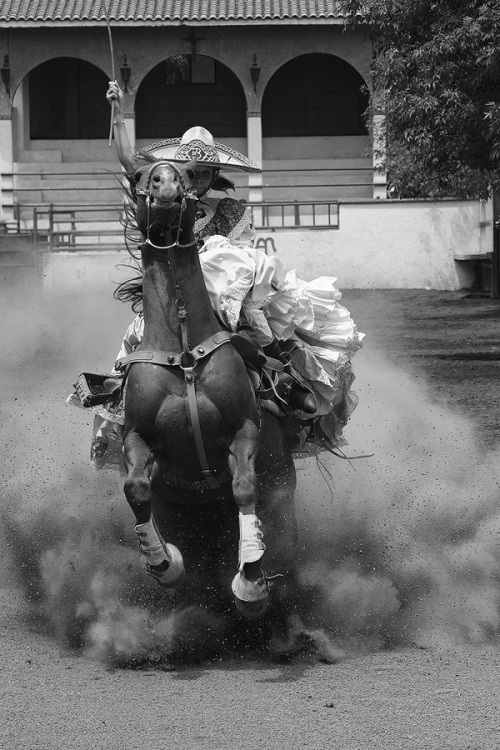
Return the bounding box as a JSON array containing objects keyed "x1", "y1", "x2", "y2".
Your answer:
[{"x1": 1, "y1": 287, "x2": 500, "y2": 750}]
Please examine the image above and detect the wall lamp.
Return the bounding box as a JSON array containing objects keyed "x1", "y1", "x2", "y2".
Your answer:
[
  {"x1": 120, "y1": 55, "x2": 131, "y2": 92},
  {"x1": 1, "y1": 54, "x2": 10, "y2": 96},
  {"x1": 250, "y1": 54, "x2": 260, "y2": 92}
]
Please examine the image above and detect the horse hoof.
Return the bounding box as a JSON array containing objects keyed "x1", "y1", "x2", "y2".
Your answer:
[
  {"x1": 231, "y1": 572, "x2": 269, "y2": 619},
  {"x1": 143, "y1": 543, "x2": 185, "y2": 588}
]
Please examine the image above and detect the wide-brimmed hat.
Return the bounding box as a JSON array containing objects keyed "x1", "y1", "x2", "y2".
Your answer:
[{"x1": 140, "y1": 126, "x2": 261, "y2": 173}]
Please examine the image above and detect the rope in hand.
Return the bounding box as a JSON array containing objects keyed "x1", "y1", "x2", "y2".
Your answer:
[{"x1": 100, "y1": 0, "x2": 116, "y2": 147}]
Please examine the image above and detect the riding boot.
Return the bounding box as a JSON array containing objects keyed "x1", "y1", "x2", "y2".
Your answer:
[
  {"x1": 263, "y1": 339, "x2": 285, "y2": 361},
  {"x1": 230, "y1": 329, "x2": 267, "y2": 368},
  {"x1": 276, "y1": 372, "x2": 318, "y2": 414},
  {"x1": 265, "y1": 338, "x2": 318, "y2": 414}
]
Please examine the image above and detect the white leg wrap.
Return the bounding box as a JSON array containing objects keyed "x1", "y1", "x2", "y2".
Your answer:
[
  {"x1": 134, "y1": 517, "x2": 184, "y2": 587},
  {"x1": 238, "y1": 512, "x2": 265, "y2": 570},
  {"x1": 134, "y1": 518, "x2": 169, "y2": 566}
]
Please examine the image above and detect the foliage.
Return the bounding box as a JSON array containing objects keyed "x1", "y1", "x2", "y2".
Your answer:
[{"x1": 340, "y1": 0, "x2": 500, "y2": 199}]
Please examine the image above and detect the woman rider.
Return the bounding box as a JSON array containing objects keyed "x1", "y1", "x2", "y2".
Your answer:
[{"x1": 85, "y1": 82, "x2": 364, "y2": 468}]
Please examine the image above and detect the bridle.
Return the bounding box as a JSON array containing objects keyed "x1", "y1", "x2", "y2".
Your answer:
[
  {"x1": 123, "y1": 160, "x2": 233, "y2": 487},
  {"x1": 135, "y1": 161, "x2": 197, "y2": 251}
]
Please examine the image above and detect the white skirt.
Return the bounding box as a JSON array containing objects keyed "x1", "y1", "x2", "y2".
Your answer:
[{"x1": 199, "y1": 236, "x2": 364, "y2": 417}]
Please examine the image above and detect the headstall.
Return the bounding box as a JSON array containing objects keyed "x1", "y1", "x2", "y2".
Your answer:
[{"x1": 137, "y1": 161, "x2": 197, "y2": 251}]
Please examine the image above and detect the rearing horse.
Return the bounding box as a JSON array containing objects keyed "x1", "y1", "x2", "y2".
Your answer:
[{"x1": 119, "y1": 160, "x2": 297, "y2": 617}]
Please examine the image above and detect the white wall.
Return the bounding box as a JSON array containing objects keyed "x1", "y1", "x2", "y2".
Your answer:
[
  {"x1": 259, "y1": 200, "x2": 489, "y2": 290},
  {"x1": 41, "y1": 199, "x2": 490, "y2": 296}
]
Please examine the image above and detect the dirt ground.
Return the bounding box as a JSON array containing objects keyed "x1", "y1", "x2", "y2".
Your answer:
[
  {"x1": 345, "y1": 290, "x2": 500, "y2": 451},
  {"x1": 1, "y1": 288, "x2": 500, "y2": 750}
]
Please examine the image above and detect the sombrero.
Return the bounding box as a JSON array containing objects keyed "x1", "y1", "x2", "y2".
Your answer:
[{"x1": 139, "y1": 126, "x2": 261, "y2": 173}]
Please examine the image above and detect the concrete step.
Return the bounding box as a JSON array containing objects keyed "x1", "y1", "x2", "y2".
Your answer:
[
  {"x1": 263, "y1": 158, "x2": 371, "y2": 170},
  {"x1": 10, "y1": 188, "x2": 123, "y2": 205},
  {"x1": 17, "y1": 150, "x2": 63, "y2": 163},
  {"x1": 12, "y1": 161, "x2": 121, "y2": 174},
  {"x1": 262, "y1": 185, "x2": 372, "y2": 201}
]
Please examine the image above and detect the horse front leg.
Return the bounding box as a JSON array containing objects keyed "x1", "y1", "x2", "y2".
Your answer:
[
  {"x1": 123, "y1": 429, "x2": 184, "y2": 588},
  {"x1": 228, "y1": 420, "x2": 269, "y2": 616}
]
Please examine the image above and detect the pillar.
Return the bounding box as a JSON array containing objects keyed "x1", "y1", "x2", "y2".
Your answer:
[
  {"x1": 0, "y1": 115, "x2": 13, "y2": 227},
  {"x1": 247, "y1": 111, "x2": 263, "y2": 224},
  {"x1": 372, "y1": 112, "x2": 388, "y2": 200}
]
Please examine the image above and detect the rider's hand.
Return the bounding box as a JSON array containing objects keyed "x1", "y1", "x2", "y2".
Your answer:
[{"x1": 106, "y1": 80, "x2": 123, "y2": 112}]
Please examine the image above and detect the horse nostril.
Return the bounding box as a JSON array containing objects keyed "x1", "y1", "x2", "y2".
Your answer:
[{"x1": 152, "y1": 175, "x2": 162, "y2": 184}]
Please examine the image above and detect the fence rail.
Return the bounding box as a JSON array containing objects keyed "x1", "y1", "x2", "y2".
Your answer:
[{"x1": 5, "y1": 199, "x2": 339, "y2": 252}]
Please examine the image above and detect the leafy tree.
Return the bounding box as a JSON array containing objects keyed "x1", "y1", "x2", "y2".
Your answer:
[{"x1": 340, "y1": 0, "x2": 500, "y2": 199}]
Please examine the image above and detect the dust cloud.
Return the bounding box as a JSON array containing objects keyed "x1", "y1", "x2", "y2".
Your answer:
[{"x1": 1, "y1": 283, "x2": 499, "y2": 666}]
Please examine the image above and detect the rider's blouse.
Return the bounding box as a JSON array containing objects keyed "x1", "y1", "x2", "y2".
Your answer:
[{"x1": 195, "y1": 196, "x2": 255, "y2": 246}]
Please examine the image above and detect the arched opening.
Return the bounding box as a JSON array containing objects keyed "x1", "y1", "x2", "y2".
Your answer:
[
  {"x1": 262, "y1": 54, "x2": 369, "y2": 137},
  {"x1": 136, "y1": 54, "x2": 246, "y2": 139},
  {"x1": 261, "y1": 54, "x2": 372, "y2": 200},
  {"x1": 29, "y1": 58, "x2": 109, "y2": 139}
]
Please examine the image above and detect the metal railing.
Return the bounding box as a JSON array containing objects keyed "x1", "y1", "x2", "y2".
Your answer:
[
  {"x1": 249, "y1": 200, "x2": 339, "y2": 229},
  {"x1": 5, "y1": 198, "x2": 339, "y2": 252},
  {"x1": 29, "y1": 204, "x2": 126, "y2": 252}
]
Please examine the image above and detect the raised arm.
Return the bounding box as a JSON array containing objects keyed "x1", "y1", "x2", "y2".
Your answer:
[{"x1": 106, "y1": 81, "x2": 135, "y2": 173}]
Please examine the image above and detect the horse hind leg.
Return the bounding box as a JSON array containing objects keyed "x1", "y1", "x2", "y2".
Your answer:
[{"x1": 124, "y1": 430, "x2": 184, "y2": 588}]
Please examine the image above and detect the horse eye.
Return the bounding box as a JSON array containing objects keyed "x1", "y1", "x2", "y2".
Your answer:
[{"x1": 186, "y1": 170, "x2": 194, "y2": 181}]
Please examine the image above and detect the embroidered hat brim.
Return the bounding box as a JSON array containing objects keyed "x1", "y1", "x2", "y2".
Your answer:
[{"x1": 139, "y1": 137, "x2": 261, "y2": 173}]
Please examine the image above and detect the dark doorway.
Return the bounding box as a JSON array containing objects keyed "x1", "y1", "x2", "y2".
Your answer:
[
  {"x1": 262, "y1": 54, "x2": 369, "y2": 137},
  {"x1": 136, "y1": 55, "x2": 246, "y2": 139},
  {"x1": 29, "y1": 58, "x2": 109, "y2": 139}
]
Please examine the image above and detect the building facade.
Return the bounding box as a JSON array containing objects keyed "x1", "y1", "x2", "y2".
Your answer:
[{"x1": 0, "y1": 0, "x2": 385, "y2": 226}]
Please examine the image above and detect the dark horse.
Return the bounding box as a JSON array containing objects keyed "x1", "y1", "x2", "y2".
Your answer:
[{"x1": 118, "y1": 160, "x2": 298, "y2": 618}]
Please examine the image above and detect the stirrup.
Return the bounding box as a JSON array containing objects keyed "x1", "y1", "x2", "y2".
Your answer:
[
  {"x1": 73, "y1": 372, "x2": 123, "y2": 408},
  {"x1": 276, "y1": 372, "x2": 318, "y2": 414}
]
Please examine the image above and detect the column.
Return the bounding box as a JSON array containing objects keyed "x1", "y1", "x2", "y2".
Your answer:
[
  {"x1": 372, "y1": 112, "x2": 388, "y2": 200},
  {"x1": 124, "y1": 112, "x2": 136, "y2": 152},
  {"x1": 247, "y1": 111, "x2": 263, "y2": 224},
  {"x1": 0, "y1": 114, "x2": 13, "y2": 228}
]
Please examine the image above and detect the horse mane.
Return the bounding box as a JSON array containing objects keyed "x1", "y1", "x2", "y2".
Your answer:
[
  {"x1": 113, "y1": 150, "x2": 236, "y2": 314},
  {"x1": 113, "y1": 153, "x2": 153, "y2": 313}
]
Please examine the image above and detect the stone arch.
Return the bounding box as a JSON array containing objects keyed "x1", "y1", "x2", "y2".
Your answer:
[
  {"x1": 262, "y1": 53, "x2": 369, "y2": 137},
  {"x1": 135, "y1": 54, "x2": 247, "y2": 140},
  {"x1": 27, "y1": 57, "x2": 109, "y2": 139}
]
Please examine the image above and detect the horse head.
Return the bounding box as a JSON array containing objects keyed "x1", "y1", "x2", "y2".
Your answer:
[{"x1": 132, "y1": 160, "x2": 197, "y2": 247}]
